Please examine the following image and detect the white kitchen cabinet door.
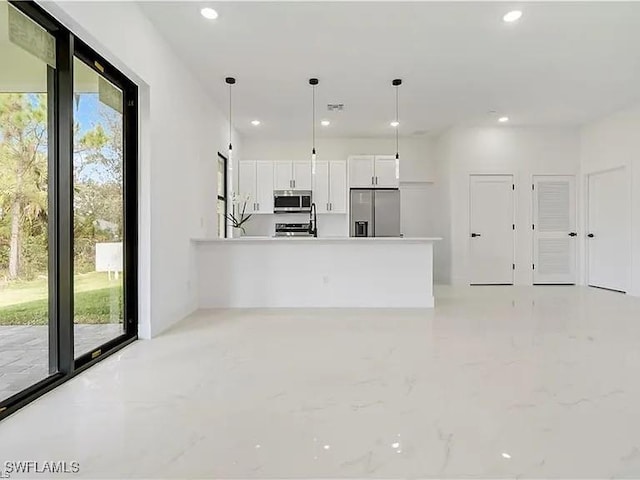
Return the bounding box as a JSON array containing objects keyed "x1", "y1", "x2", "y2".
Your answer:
[
  {"x1": 255, "y1": 161, "x2": 274, "y2": 213},
  {"x1": 329, "y1": 161, "x2": 347, "y2": 213},
  {"x1": 238, "y1": 161, "x2": 257, "y2": 214},
  {"x1": 274, "y1": 161, "x2": 293, "y2": 190},
  {"x1": 313, "y1": 161, "x2": 330, "y2": 213},
  {"x1": 374, "y1": 155, "x2": 399, "y2": 188},
  {"x1": 532, "y1": 175, "x2": 577, "y2": 284},
  {"x1": 293, "y1": 161, "x2": 312, "y2": 190},
  {"x1": 469, "y1": 175, "x2": 514, "y2": 285},
  {"x1": 348, "y1": 155, "x2": 375, "y2": 188},
  {"x1": 587, "y1": 167, "x2": 629, "y2": 293}
]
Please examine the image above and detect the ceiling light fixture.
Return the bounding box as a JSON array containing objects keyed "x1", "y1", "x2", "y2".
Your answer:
[
  {"x1": 251, "y1": 120, "x2": 261, "y2": 126},
  {"x1": 309, "y1": 78, "x2": 319, "y2": 175},
  {"x1": 321, "y1": 120, "x2": 330, "y2": 127},
  {"x1": 503, "y1": 10, "x2": 522, "y2": 23},
  {"x1": 392, "y1": 78, "x2": 402, "y2": 180},
  {"x1": 498, "y1": 116, "x2": 509, "y2": 123},
  {"x1": 201, "y1": 7, "x2": 219, "y2": 20}
]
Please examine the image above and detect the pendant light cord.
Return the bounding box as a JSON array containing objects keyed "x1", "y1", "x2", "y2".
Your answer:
[
  {"x1": 312, "y1": 83, "x2": 316, "y2": 154},
  {"x1": 229, "y1": 83, "x2": 233, "y2": 151}
]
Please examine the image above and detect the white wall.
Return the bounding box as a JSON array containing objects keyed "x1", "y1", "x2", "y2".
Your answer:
[
  {"x1": 435, "y1": 127, "x2": 581, "y2": 286},
  {"x1": 580, "y1": 105, "x2": 640, "y2": 297},
  {"x1": 44, "y1": 1, "x2": 239, "y2": 337}
]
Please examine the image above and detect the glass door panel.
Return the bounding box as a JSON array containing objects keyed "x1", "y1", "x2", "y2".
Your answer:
[
  {"x1": 0, "y1": 0, "x2": 54, "y2": 402},
  {"x1": 72, "y1": 57, "x2": 125, "y2": 358}
]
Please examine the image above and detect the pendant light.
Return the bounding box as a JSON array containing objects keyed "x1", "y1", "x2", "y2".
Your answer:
[
  {"x1": 309, "y1": 78, "x2": 319, "y2": 175},
  {"x1": 225, "y1": 77, "x2": 236, "y2": 170},
  {"x1": 392, "y1": 78, "x2": 402, "y2": 180}
]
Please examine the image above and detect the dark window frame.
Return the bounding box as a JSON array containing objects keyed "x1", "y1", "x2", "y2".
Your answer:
[{"x1": 0, "y1": 0, "x2": 138, "y2": 419}]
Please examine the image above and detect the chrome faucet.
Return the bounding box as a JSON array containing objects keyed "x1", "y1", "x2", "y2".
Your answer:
[{"x1": 309, "y1": 203, "x2": 318, "y2": 238}]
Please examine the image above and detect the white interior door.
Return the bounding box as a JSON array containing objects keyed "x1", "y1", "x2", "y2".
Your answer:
[
  {"x1": 587, "y1": 167, "x2": 629, "y2": 293},
  {"x1": 238, "y1": 161, "x2": 257, "y2": 214},
  {"x1": 469, "y1": 175, "x2": 514, "y2": 285},
  {"x1": 274, "y1": 161, "x2": 293, "y2": 190},
  {"x1": 533, "y1": 175, "x2": 577, "y2": 284},
  {"x1": 313, "y1": 161, "x2": 329, "y2": 213}
]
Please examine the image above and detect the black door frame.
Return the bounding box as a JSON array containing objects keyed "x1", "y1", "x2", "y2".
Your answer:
[{"x1": 0, "y1": 0, "x2": 138, "y2": 420}]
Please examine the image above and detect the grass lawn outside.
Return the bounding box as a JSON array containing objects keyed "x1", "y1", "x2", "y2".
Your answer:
[{"x1": 0, "y1": 272, "x2": 123, "y2": 326}]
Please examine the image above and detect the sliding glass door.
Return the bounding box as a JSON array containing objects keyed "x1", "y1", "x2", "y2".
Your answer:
[
  {"x1": 0, "y1": 0, "x2": 137, "y2": 417},
  {"x1": 72, "y1": 57, "x2": 126, "y2": 358},
  {"x1": 0, "y1": 0, "x2": 55, "y2": 404}
]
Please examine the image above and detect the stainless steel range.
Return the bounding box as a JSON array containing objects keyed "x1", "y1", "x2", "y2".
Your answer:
[{"x1": 275, "y1": 223, "x2": 312, "y2": 237}]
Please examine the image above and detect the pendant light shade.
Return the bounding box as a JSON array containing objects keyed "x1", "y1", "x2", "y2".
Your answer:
[
  {"x1": 309, "y1": 78, "x2": 319, "y2": 175},
  {"x1": 392, "y1": 78, "x2": 402, "y2": 180}
]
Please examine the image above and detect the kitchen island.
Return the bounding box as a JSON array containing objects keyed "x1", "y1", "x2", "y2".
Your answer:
[{"x1": 192, "y1": 237, "x2": 440, "y2": 308}]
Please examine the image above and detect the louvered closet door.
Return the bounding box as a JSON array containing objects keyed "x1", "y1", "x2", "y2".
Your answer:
[{"x1": 533, "y1": 175, "x2": 577, "y2": 284}]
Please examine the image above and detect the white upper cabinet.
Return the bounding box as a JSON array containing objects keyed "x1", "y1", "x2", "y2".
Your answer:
[
  {"x1": 329, "y1": 161, "x2": 347, "y2": 213},
  {"x1": 238, "y1": 161, "x2": 257, "y2": 214},
  {"x1": 293, "y1": 161, "x2": 312, "y2": 190},
  {"x1": 349, "y1": 155, "x2": 376, "y2": 188},
  {"x1": 313, "y1": 161, "x2": 346, "y2": 214},
  {"x1": 374, "y1": 155, "x2": 399, "y2": 188},
  {"x1": 274, "y1": 161, "x2": 293, "y2": 190},
  {"x1": 313, "y1": 161, "x2": 330, "y2": 214},
  {"x1": 274, "y1": 161, "x2": 312, "y2": 190},
  {"x1": 348, "y1": 155, "x2": 399, "y2": 188},
  {"x1": 255, "y1": 161, "x2": 274, "y2": 213},
  {"x1": 239, "y1": 160, "x2": 273, "y2": 214}
]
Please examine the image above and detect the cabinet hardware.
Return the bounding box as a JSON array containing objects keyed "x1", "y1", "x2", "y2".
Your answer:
[
  {"x1": 587, "y1": 233, "x2": 594, "y2": 238},
  {"x1": 470, "y1": 233, "x2": 481, "y2": 238},
  {"x1": 372, "y1": 176, "x2": 375, "y2": 185},
  {"x1": 568, "y1": 232, "x2": 577, "y2": 237}
]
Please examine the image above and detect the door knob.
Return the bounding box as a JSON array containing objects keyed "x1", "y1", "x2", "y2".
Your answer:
[
  {"x1": 568, "y1": 232, "x2": 578, "y2": 237},
  {"x1": 470, "y1": 233, "x2": 481, "y2": 238},
  {"x1": 587, "y1": 233, "x2": 595, "y2": 238}
]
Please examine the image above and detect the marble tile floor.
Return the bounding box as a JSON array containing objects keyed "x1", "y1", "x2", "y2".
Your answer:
[
  {"x1": 1, "y1": 286, "x2": 640, "y2": 478},
  {"x1": 0, "y1": 324, "x2": 123, "y2": 402}
]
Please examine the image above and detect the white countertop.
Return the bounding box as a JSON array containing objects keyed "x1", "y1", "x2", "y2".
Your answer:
[{"x1": 192, "y1": 236, "x2": 442, "y2": 244}]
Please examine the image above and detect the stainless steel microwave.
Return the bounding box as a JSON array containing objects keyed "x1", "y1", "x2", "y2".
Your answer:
[{"x1": 273, "y1": 190, "x2": 312, "y2": 213}]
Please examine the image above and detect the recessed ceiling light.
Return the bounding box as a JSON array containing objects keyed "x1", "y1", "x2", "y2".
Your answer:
[
  {"x1": 503, "y1": 10, "x2": 522, "y2": 23},
  {"x1": 321, "y1": 120, "x2": 330, "y2": 126},
  {"x1": 390, "y1": 121, "x2": 400, "y2": 127},
  {"x1": 498, "y1": 116, "x2": 510, "y2": 123},
  {"x1": 200, "y1": 7, "x2": 218, "y2": 20},
  {"x1": 251, "y1": 120, "x2": 261, "y2": 126}
]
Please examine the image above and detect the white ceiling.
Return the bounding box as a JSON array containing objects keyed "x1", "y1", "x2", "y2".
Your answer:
[{"x1": 137, "y1": 1, "x2": 640, "y2": 140}]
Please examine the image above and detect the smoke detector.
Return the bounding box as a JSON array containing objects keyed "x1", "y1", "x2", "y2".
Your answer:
[{"x1": 327, "y1": 104, "x2": 344, "y2": 112}]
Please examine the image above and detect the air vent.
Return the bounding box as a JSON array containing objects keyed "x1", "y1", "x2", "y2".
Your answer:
[
  {"x1": 412, "y1": 130, "x2": 428, "y2": 136},
  {"x1": 327, "y1": 104, "x2": 344, "y2": 112}
]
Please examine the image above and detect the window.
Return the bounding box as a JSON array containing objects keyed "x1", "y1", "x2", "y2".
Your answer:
[
  {"x1": 217, "y1": 153, "x2": 228, "y2": 238},
  {"x1": 0, "y1": 0, "x2": 137, "y2": 418}
]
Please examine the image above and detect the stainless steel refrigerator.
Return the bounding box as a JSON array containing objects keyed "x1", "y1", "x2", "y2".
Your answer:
[{"x1": 350, "y1": 188, "x2": 401, "y2": 237}]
